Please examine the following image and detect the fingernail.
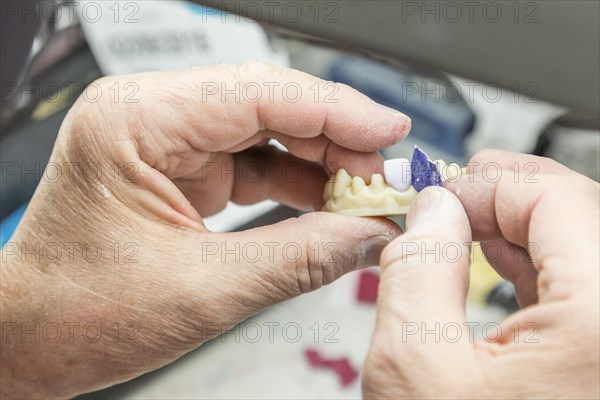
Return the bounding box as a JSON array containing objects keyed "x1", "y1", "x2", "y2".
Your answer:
[{"x1": 360, "y1": 235, "x2": 392, "y2": 267}]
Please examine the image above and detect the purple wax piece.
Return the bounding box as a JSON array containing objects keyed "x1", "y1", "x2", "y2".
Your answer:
[{"x1": 411, "y1": 146, "x2": 442, "y2": 192}]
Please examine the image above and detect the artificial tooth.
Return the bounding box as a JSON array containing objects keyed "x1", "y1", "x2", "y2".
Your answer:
[
  {"x1": 384, "y1": 158, "x2": 412, "y2": 192},
  {"x1": 369, "y1": 174, "x2": 386, "y2": 191},
  {"x1": 412, "y1": 146, "x2": 442, "y2": 191},
  {"x1": 445, "y1": 163, "x2": 463, "y2": 180},
  {"x1": 433, "y1": 160, "x2": 462, "y2": 181},
  {"x1": 351, "y1": 176, "x2": 366, "y2": 194},
  {"x1": 333, "y1": 169, "x2": 352, "y2": 198}
]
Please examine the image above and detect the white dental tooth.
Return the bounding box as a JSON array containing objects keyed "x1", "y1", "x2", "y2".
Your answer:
[
  {"x1": 445, "y1": 163, "x2": 463, "y2": 180},
  {"x1": 384, "y1": 158, "x2": 411, "y2": 192},
  {"x1": 333, "y1": 169, "x2": 352, "y2": 198},
  {"x1": 369, "y1": 174, "x2": 386, "y2": 191},
  {"x1": 351, "y1": 176, "x2": 366, "y2": 194}
]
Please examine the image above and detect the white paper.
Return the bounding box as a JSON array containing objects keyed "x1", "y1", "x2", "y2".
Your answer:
[{"x1": 77, "y1": 0, "x2": 289, "y2": 75}]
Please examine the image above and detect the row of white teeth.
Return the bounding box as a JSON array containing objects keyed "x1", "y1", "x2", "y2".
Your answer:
[
  {"x1": 324, "y1": 157, "x2": 415, "y2": 200},
  {"x1": 322, "y1": 158, "x2": 464, "y2": 216},
  {"x1": 326, "y1": 172, "x2": 390, "y2": 198},
  {"x1": 322, "y1": 167, "x2": 417, "y2": 216},
  {"x1": 324, "y1": 158, "x2": 465, "y2": 201}
]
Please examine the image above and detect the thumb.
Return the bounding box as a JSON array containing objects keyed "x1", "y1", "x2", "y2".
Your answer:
[
  {"x1": 217, "y1": 212, "x2": 402, "y2": 305},
  {"x1": 369, "y1": 187, "x2": 476, "y2": 381}
]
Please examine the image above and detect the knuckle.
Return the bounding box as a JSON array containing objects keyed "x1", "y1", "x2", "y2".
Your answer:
[
  {"x1": 537, "y1": 154, "x2": 563, "y2": 170},
  {"x1": 238, "y1": 60, "x2": 279, "y2": 82},
  {"x1": 278, "y1": 217, "x2": 313, "y2": 294},
  {"x1": 68, "y1": 76, "x2": 113, "y2": 127},
  {"x1": 74, "y1": 76, "x2": 112, "y2": 109},
  {"x1": 299, "y1": 218, "x2": 324, "y2": 291},
  {"x1": 58, "y1": 76, "x2": 126, "y2": 169},
  {"x1": 469, "y1": 149, "x2": 500, "y2": 165},
  {"x1": 61, "y1": 106, "x2": 100, "y2": 161},
  {"x1": 291, "y1": 214, "x2": 341, "y2": 292}
]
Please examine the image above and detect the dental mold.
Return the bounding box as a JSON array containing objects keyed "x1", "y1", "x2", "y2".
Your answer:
[{"x1": 322, "y1": 148, "x2": 462, "y2": 217}]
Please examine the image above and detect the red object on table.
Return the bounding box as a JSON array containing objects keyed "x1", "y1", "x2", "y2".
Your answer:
[
  {"x1": 305, "y1": 349, "x2": 359, "y2": 387},
  {"x1": 356, "y1": 270, "x2": 379, "y2": 304}
]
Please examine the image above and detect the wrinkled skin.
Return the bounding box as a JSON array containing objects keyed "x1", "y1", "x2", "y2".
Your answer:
[
  {"x1": 2, "y1": 62, "x2": 599, "y2": 400},
  {"x1": 363, "y1": 151, "x2": 600, "y2": 399},
  {"x1": 1, "y1": 62, "x2": 408, "y2": 398}
]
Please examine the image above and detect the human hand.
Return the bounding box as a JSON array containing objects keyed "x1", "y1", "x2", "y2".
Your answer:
[
  {"x1": 362, "y1": 150, "x2": 599, "y2": 399},
  {"x1": 0, "y1": 62, "x2": 410, "y2": 398}
]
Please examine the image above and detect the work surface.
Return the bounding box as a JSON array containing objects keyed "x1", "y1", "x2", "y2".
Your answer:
[{"x1": 82, "y1": 266, "x2": 505, "y2": 399}]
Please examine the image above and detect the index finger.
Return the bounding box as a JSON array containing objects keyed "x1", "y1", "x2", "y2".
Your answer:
[
  {"x1": 118, "y1": 62, "x2": 410, "y2": 154},
  {"x1": 236, "y1": 62, "x2": 411, "y2": 151},
  {"x1": 445, "y1": 151, "x2": 599, "y2": 301}
]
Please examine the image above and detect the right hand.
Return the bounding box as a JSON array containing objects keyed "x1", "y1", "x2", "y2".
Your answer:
[{"x1": 362, "y1": 150, "x2": 600, "y2": 399}]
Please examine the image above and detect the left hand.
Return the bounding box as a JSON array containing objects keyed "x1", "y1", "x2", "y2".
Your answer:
[{"x1": 1, "y1": 62, "x2": 410, "y2": 398}]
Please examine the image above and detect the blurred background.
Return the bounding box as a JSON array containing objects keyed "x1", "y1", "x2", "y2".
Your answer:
[{"x1": 1, "y1": 1, "x2": 598, "y2": 398}]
